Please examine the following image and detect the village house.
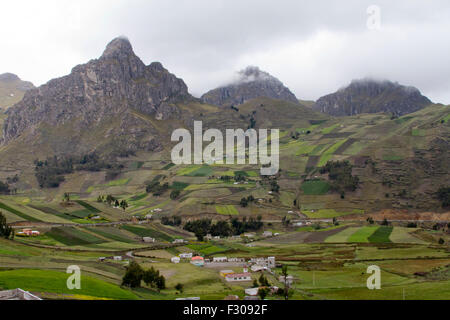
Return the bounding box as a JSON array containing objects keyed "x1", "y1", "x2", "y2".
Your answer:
[
  {"x1": 113, "y1": 256, "x2": 123, "y2": 261},
  {"x1": 249, "y1": 257, "x2": 276, "y2": 269},
  {"x1": 228, "y1": 257, "x2": 245, "y2": 263},
  {"x1": 213, "y1": 256, "x2": 227, "y2": 263},
  {"x1": 225, "y1": 272, "x2": 252, "y2": 282},
  {"x1": 0, "y1": 289, "x2": 42, "y2": 300},
  {"x1": 172, "y1": 238, "x2": 186, "y2": 244},
  {"x1": 191, "y1": 256, "x2": 205, "y2": 266},
  {"x1": 171, "y1": 257, "x2": 180, "y2": 264},
  {"x1": 98, "y1": 257, "x2": 106, "y2": 262},
  {"x1": 244, "y1": 287, "x2": 259, "y2": 296},
  {"x1": 17, "y1": 228, "x2": 40, "y2": 237},
  {"x1": 142, "y1": 237, "x2": 155, "y2": 243},
  {"x1": 278, "y1": 275, "x2": 294, "y2": 286},
  {"x1": 262, "y1": 231, "x2": 273, "y2": 237},
  {"x1": 219, "y1": 270, "x2": 234, "y2": 277},
  {"x1": 179, "y1": 252, "x2": 193, "y2": 259}
]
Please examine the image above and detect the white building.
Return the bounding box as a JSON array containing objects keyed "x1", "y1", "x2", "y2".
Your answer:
[
  {"x1": 143, "y1": 237, "x2": 155, "y2": 243},
  {"x1": 225, "y1": 273, "x2": 252, "y2": 282},
  {"x1": 172, "y1": 239, "x2": 186, "y2": 244},
  {"x1": 213, "y1": 256, "x2": 227, "y2": 263},
  {"x1": 113, "y1": 256, "x2": 123, "y2": 261},
  {"x1": 179, "y1": 253, "x2": 193, "y2": 259},
  {"x1": 262, "y1": 231, "x2": 273, "y2": 237},
  {"x1": 279, "y1": 275, "x2": 294, "y2": 286},
  {"x1": 249, "y1": 257, "x2": 276, "y2": 269},
  {"x1": 171, "y1": 257, "x2": 180, "y2": 264},
  {"x1": 244, "y1": 288, "x2": 259, "y2": 296}
]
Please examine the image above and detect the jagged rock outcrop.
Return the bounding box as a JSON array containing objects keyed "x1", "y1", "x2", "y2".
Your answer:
[
  {"x1": 313, "y1": 79, "x2": 432, "y2": 117},
  {"x1": 1, "y1": 37, "x2": 192, "y2": 153},
  {"x1": 201, "y1": 66, "x2": 298, "y2": 107},
  {"x1": 0, "y1": 73, "x2": 34, "y2": 110}
]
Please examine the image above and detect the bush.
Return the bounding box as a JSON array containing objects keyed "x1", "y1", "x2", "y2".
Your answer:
[{"x1": 406, "y1": 222, "x2": 417, "y2": 228}]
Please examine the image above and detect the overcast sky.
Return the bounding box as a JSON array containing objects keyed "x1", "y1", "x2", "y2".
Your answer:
[{"x1": 1, "y1": 0, "x2": 449, "y2": 103}]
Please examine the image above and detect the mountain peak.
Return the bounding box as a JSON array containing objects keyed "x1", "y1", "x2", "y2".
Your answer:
[
  {"x1": 101, "y1": 36, "x2": 134, "y2": 58},
  {"x1": 313, "y1": 78, "x2": 432, "y2": 116},
  {"x1": 0, "y1": 73, "x2": 21, "y2": 82},
  {"x1": 201, "y1": 66, "x2": 298, "y2": 106}
]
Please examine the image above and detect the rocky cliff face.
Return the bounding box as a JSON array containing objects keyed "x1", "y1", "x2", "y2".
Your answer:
[
  {"x1": 1, "y1": 37, "x2": 192, "y2": 153},
  {"x1": 313, "y1": 79, "x2": 432, "y2": 117},
  {"x1": 0, "y1": 73, "x2": 34, "y2": 110},
  {"x1": 201, "y1": 66, "x2": 298, "y2": 107}
]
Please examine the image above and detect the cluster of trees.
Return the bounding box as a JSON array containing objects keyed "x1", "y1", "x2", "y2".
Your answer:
[
  {"x1": 170, "y1": 190, "x2": 181, "y2": 200},
  {"x1": 183, "y1": 216, "x2": 263, "y2": 240},
  {"x1": 0, "y1": 181, "x2": 11, "y2": 195},
  {"x1": 34, "y1": 153, "x2": 120, "y2": 188},
  {"x1": 320, "y1": 160, "x2": 359, "y2": 197},
  {"x1": 146, "y1": 181, "x2": 169, "y2": 196},
  {"x1": 0, "y1": 175, "x2": 19, "y2": 195},
  {"x1": 240, "y1": 195, "x2": 255, "y2": 207},
  {"x1": 97, "y1": 194, "x2": 128, "y2": 210},
  {"x1": 122, "y1": 261, "x2": 166, "y2": 291},
  {"x1": 0, "y1": 212, "x2": 14, "y2": 239},
  {"x1": 161, "y1": 216, "x2": 182, "y2": 226},
  {"x1": 437, "y1": 186, "x2": 450, "y2": 208},
  {"x1": 270, "y1": 180, "x2": 280, "y2": 193},
  {"x1": 219, "y1": 173, "x2": 247, "y2": 183}
]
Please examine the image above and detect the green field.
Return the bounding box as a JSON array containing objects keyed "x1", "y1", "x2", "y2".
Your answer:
[
  {"x1": 121, "y1": 225, "x2": 174, "y2": 242},
  {"x1": 301, "y1": 180, "x2": 330, "y2": 195},
  {"x1": 368, "y1": 226, "x2": 393, "y2": 243},
  {"x1": 347, "y1": 226, "x2": 379, "y2": 243},
  {"x1": 46, "y1": 227, "x2": 106, "y2": 246},
  {"x1": 0, "y1": 269, "x2": 137, "y2": 300},
  {"x1": 215, "y1": 205, "x2": 239, "y2": 215}
]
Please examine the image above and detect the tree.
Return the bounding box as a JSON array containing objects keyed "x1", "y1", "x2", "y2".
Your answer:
[
  {"x1": 281, "y1": 265, "x2": 291, "y2": 300},
  {"x1": 170, "y1": 190, "x2": 181, "y2": 200},
  {"x1": 240, "y1": 197, "x2": 248, "y2": 207},
  {"x1": 106, "y1": 194, "x2": 115, "y2": 206},
  {"x1": 366, "y1": 217, "x2": 374, "y2": 225},
  {"x1": 175, "y1": 283, "x2": 184, "y2": 293},
  {"x1": 122, "y1": 261, "x2": 144, "y2": 288},
  {"x1": 253, "y1": 279, "x2": 259, "y2": 288},
  {"x1": 0, "y1": 212, "x2": 14, "y2": 239},
  {"x1": 381, "y1": 218, "x2": 389, "y2": 226},
  {"x1": 155, "y1": 275, "x2": 166, "y2": 292},
  {"x1": 63, "y1": 192, "x2": 70, "y2": 202},
  {"x1": 437, "y1": 186, "x2": 450, "y2": 208},
  {"x1": 120, "y1": 200, "x2": 128, "y2": 211},
  {"x1": 143, "y1": 267, "x2": 159, "y2": 287},
  {"x1": 258, "y1": 274, "x2": 270, "y2": 287},
  {"x1": 258, "y1": 287, "x2": 269, "y2": 300}
]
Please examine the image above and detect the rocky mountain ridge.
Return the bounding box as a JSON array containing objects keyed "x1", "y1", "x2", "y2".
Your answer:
[
  {"x1": 201, "y1": 66, "x2": 298, "y2": 107},
  {"x1": 1, "y1": 37, "x2": 192, "y2": 154},
  {"x1": 313, "y1": 79, "x2": 432, "y2": 116}
]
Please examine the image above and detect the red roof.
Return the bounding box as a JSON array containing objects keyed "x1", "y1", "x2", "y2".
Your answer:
[
  {"x1": 191, "y1": 256, "x2": 204, "y2": 260},
  {"x1": 226, "y1": 273, "x2": 251, "y2": 278}
]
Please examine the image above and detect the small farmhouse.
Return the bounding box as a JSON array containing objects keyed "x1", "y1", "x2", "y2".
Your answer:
[
  {"x1": 225, "y1": 273, "x2": 252, "y2": 282},
  {"x1": 219, "y1": 270, "x2": 234, "y2": 277},
  {"x1": 213, "y1": 256, "x2": 227, "y2": 263},
  {"x1": 171, "y1": 257, "x2": 180, "y2": 264},
  {"x1": 191, "y1": 256, "x2": 204, "y2": 266},
  {"x1": 142, "y1": 237, "x2": 155, "y2": 243}
]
